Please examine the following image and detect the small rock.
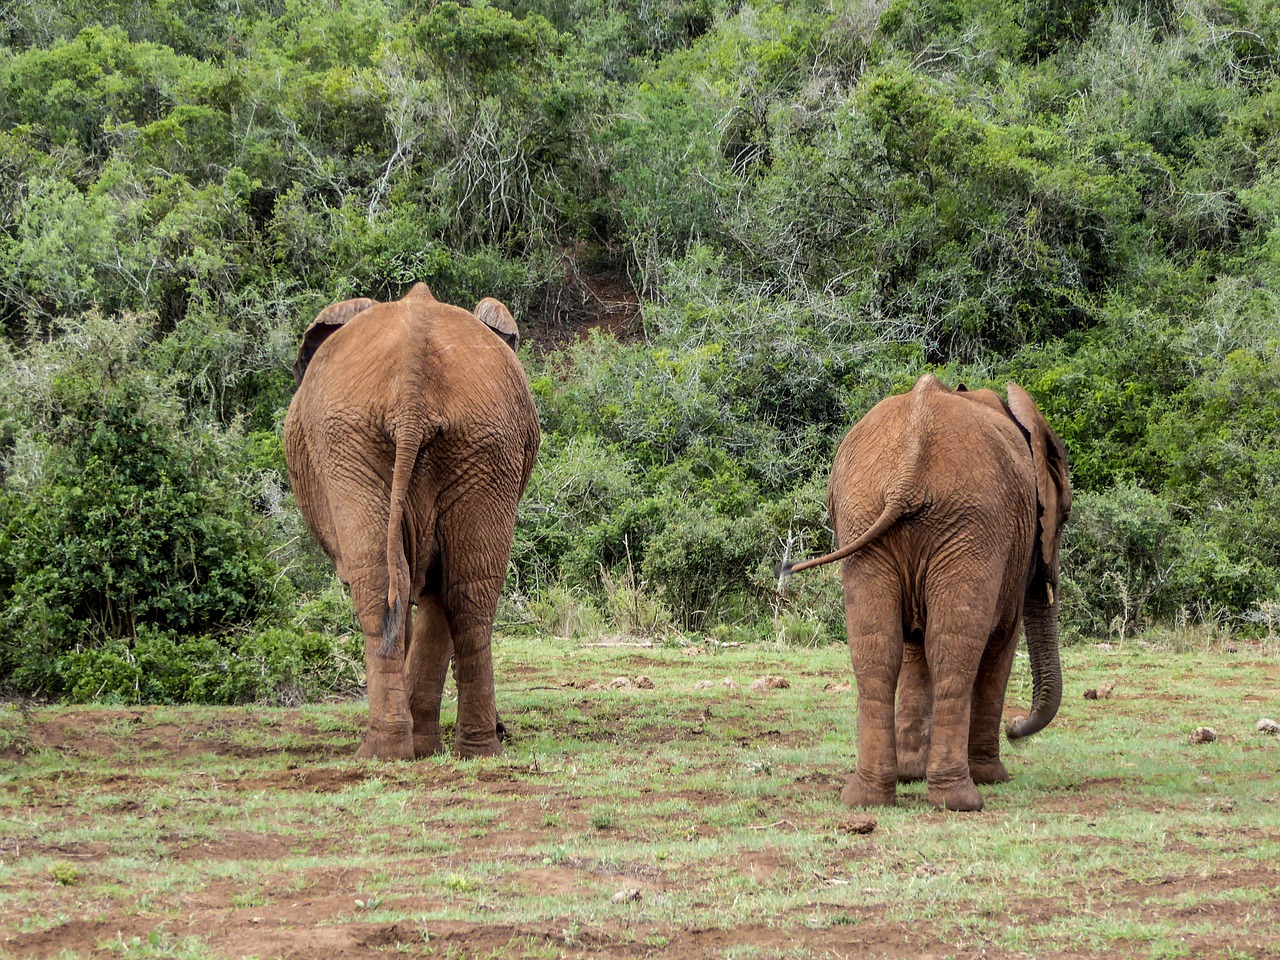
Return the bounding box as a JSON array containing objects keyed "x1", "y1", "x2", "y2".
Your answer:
[
  {"x1": 695, "y1": 677, "x2": 736, "y2": 690},
  {"x1": 608, "y1": 676, "x2": 633, "y2": 689},
  {"x1": 633, "y1": 675, "x2": 655, "y2": 689},
  {"x1": 839, "y1": 816, "x2": 877, "y2": 835},
  {"x1": 1084, "y1": 681, "x2": 1115, "y2": 700},
  {"x1": 610, "y1": 888, "x2": 641, "y2": 903},
  {"x1": 1189, "y1": 726, "x2": 1218, "y2": 745},
  {"x1": 1258, "y1": 718, "x2": 1280, "y2": 736},
  {"x1": 751, "y1": 675, "x2": 791, "y2": 691}
]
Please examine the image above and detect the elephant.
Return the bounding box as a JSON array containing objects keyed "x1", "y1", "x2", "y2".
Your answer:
[
  {"x1": 778, "y1": 375, "x2": 1071, "y2": 811},
  {"x1": 284, "y1": 283, "x2": 539, "y2": 760}
]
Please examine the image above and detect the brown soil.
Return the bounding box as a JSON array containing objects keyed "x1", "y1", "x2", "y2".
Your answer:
[
  {"x1": 3, "y1": 691, "x2": 1279, "y2": 959},
  {"x1": 521, "y1": 249, "x2": 642, "y2": 353}
]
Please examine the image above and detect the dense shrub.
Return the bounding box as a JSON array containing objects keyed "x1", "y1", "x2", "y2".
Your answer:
[
  {"x1": 5, "y1": 0, "x2": 1280, "y2": 706},
  {"x1": 640, "y1": 503, "x2": 767, "y2": 631},
  {"x1": 509, "y1": 432, "x2": 645, "y2": 591},
  {"x1": 0, "y1": 314, "x2": 297, "y2": 699},
  {"x1": 55, "y1": 625, "x2": 362, "y2": 705},
  {"x1": 1059, "y1": 482, "x2": 1279, "y2": 638}
]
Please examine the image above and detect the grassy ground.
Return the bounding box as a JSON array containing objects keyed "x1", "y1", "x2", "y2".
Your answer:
[{"x1": 1, "y1": 632, "x2": 1278, "y2": 959}]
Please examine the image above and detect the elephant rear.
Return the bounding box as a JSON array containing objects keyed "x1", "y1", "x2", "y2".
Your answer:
[
  {"x1": 785, "y1": 375, "x2": 1071, "y2": 811},
  {"x1": 284, "y1": 284, "x2": 540, "y2": 761}
]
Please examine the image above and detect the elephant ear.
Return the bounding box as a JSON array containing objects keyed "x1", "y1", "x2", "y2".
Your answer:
[
  {"x1": 293, "y1": 298, "x2": 378, "y2": 385},
  {"x1": 474, "y1": 298, "x2": 520, "y2": 352},
  {"x1": 1006, "y1": 382, "x2": 1072, "y2": 573}
]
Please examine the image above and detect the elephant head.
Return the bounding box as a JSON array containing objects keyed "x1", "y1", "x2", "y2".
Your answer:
[
  {"x1": 292, "y1": 284, "x2": 521, "y2": 386},
  {"x1": 1004, "y1": 383, "x2": 1072, "y2": 740}
]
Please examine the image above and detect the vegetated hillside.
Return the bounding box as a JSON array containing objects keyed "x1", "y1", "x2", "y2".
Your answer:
[{"x1": 2, "y1": 0, "x2": 1279, "y2": 702}]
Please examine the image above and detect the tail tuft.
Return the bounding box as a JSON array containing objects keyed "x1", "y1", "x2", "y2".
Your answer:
[
  {"x1": 775, "y1": 561, "x2": 795, "y2": 595},
  {"x1": 378, "y1": 596, "x2": 406, "y2": 658}
]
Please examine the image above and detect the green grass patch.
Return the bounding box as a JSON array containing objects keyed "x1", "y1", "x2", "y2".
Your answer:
[{"x1": 0, "y1": 634, "x2": 1276, "y2": 958}]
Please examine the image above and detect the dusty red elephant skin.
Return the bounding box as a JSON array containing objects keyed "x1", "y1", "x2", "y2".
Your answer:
[
  {"x1": 284, "y1": 283, "x2": 539, "y2": 761},
  {"x1": 782, "y1": 374, "x2": 1071, "y2": 812}
]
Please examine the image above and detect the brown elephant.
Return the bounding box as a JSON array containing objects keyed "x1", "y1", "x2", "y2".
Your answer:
[
  {"x1": 284, "y1": 283, "x2": 539, "y2": 760},
  {"x1": 778, "y1": 375, "x2": 1071, "y2": 811}
]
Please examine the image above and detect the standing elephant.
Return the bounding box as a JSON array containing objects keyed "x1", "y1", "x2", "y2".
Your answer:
[
  {"x1": 778, "y1": 375, "x2": 1071, "y2": 811},
  {"x1": 285, "y1": 283, "x2": 539, "y2": 760}
]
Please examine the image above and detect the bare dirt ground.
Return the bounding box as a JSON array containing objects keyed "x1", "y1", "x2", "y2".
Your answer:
[
  {"x1": 2, "y1": 642, "x2": 1279, "y2": 959},
  {"x1": 1, "y1": 715, "x2": 887, "y2": 960},
  {"x1": 521, "y1": 250, "x2": 643, "y2": 353}
]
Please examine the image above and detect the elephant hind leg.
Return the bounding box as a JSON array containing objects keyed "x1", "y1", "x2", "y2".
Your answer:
[
  {"x1": 921, "y1": 579, "x2": 1000, "y2": 812},
  {"x1": 968, "y1": 619, "x2": 1019, "y2": 785},
  {"x1": 841, "y1": 562, "x2": 905, "y2": 809},
  {"x1": 923, "y1": 659, "x2": 985, "y2": 811},
  {"x1": 407, "y1": 591, "x2": 453, "y2": 758},
  {"x1": 444, "y1": 572, "x2": 505, "y2": 759},
  {"x1": 355, "y1": 633, "x2": 415, "y2": 761},
  {"x1": 434, "y1": 493, "x2": 523, "y2": 760},
  {"x1": 345, "y1": 562, "x2": 415, "y2": 760},
  {"x1": 896, "y1": 639, "x2": 931, "y2": 783}
]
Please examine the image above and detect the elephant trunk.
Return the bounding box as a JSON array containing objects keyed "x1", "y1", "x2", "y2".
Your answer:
[{"x1": 1006, "y1": 586, "x2": 1062, "y2": 740}]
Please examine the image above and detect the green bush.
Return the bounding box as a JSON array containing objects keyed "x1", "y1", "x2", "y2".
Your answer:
[
  {"x1": 1057, "y1": 482, "x2": 1278, "y2": 637},
  {"x1": 1059, "y1": 483, "x2": 1185, "y2": 637},
  {"x1": 640, "y1": 503, "x2": 769, "y2": 631},
  {"x1": 58, "y1": 624, "x2": 361, "y2": 705},
  {"x1": 0, "y1": 313, "x2": 293, "y2": 699},
  {"x1": 509, "y1": 432, "x2": 644, "y2": 592}
]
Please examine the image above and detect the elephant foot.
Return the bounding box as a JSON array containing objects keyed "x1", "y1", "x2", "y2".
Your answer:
[
  {"x1": 455, "y1": 736, "x2": 503, "y2": 759},
  {"x1": 969, "y1": 759, "x2": 1010, "y2": 785},
  {"x1": 356, "y1": 727, "x2": 415, "y2": 761},
  {"x1": 841, "y1": 774, "x2": 896, "y2": 808},
  {"x1": 413, "y1": 732, "x2": 446, "y2": 759},
  {"x1": 926, "y1": 778, "x2": 984, "y2": 812}
]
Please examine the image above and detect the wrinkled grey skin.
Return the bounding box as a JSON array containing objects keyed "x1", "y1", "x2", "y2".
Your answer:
[{"x1": 285, "y1": 283, "x2": 539, "y2": 760}]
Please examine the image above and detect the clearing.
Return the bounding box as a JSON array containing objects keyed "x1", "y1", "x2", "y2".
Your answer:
[{"x1": 2, "y1": 635, "x2": 1278, "y2": 959}]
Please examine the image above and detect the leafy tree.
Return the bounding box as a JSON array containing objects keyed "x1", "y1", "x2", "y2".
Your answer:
[
  {"x1": 0, "y1": 313, "x2": 292, "y2": 698},
  {"x1": 5, "y1": 0, "x2": 1280, "y2": 682}
]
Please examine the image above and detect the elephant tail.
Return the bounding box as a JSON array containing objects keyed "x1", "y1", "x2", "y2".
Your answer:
[
  {"x1": 379, "y1": 419, "x2": 428, "y2": 658},
  {"x1": 775, "y1": 497, "x2": 907, "y2": 591}
]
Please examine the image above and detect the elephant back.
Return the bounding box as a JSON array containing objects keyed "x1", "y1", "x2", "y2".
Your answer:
[{"x1": 829, "y1": 378, "x2": 1038, "y2": 556}]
